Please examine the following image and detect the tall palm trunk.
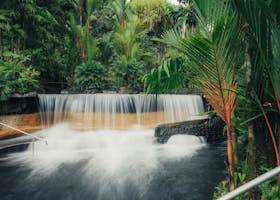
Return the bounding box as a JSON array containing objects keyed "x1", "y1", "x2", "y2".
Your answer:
[
  {"x1": 225, "y1": 110, "x2": 238, "y2": 191},
  {"x1": 247, "y1": 123, "x2": 258, "y2": 199},
  {"x1": 247, "y1": 123, "x2": 256, "y2": 173},
  {"x1": 226, "y1": 124, "x2": 234, "y2": 177},
  {"x1": 207, "y1": 83, "x2": 237, "y2": 188},
  {"x1": 231, "y1": 127, "x2": 238, "y2": 168},
  {"x1": 245, "y1": 39, "x2": 257, "y2": 179}
]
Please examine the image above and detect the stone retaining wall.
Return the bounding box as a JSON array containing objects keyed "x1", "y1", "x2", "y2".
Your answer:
[{"x1": 154, "y1": 116, "x2": 225, "y2": 144}]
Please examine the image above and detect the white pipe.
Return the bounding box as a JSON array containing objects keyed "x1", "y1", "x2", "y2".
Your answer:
[
  {"x1": 217, "y1": 167, "x2": 280, "y2": 200},
  {"x1": 0, "y1": 122, "x2": 48, "y2": 145}
]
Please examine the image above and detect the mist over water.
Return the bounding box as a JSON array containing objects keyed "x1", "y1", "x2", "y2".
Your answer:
[
  {"x1": 10, "y1": 124, "x2": 206, "y2": 176},
  {"x1": 2, "y1": 124, "x2": 211, "y2": 200}
]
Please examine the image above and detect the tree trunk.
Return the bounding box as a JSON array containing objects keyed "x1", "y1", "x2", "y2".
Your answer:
[
  {"x1": 245, "y1": 37, "x2": 258, "y2": 179},
  {"x1": 231, "y1": 126, "x2": 238, "y2": 168},
  {"x1": 226, "y1": 125, "x2": 233, "y2": 175},
  {"x1": 247, "y1": 123, "x2": 259, "y2": 200},
  {"x1": 247, "y1": 123, "x2": 257, "y2": 179},
  {"x1": 226, "y1": 124, "x2": 235, "y2": 191}
]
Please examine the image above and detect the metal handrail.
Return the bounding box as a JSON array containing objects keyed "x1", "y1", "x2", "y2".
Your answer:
[
  {"x1": 217, "y1": 166, "x2": 280, "y2": 200},
  {"x1": 0, "y1": 122, "x2": 48, "y2": 145}
]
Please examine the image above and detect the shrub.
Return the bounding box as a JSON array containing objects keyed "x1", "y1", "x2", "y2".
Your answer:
[
  {"x1": 110, "y1": 56, "x2": 146, "y2": 93},
  {"x1": 74, "y1": 61, "x2": 106, "y2": 92},
  {"x1": 259, "y1": 175, "x2": 280, "y2": 200},
  {"x1": 0, "y1": 60, "x2": 39, "y2": 100}
]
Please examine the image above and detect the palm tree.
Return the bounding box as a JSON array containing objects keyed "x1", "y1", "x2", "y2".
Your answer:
[
  {"x1": 130, "y1": 0, "x2": 167, "y2": 32},
  {"x1": 158, "y1": 0, "x2": 280, "y2": 184},
  {"x1": 71, "y1": 0, "x2": 100, "y2": 60},
  {"x1": 114, "y1": 12, "x2": 147, "y2": 60},
  {"x1": 158, "y1": 0, "x2": 244, "y2": 188},
  {"x1": 111, "y1": 0, "x2": 128, "y2": 27}
]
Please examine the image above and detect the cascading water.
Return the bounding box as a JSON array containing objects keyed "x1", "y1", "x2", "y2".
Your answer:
[
  {"x1": 38, "y1": 94, "x2": 204, "y2": 129},
  {"x1": 0, "y1": 94, "x2": 225, "y2": 200}
]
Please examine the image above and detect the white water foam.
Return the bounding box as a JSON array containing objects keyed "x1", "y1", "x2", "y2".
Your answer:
[
  {"x1": 9, "y1": 124, "x2": 206, "y2": 176},
  {"x1": 2, "y1": 116, "x2": 207, "y2": 200}
]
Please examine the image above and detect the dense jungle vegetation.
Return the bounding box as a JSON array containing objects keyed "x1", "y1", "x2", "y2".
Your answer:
[
  {"x1": 0, "y1": 0, "x2": 196, "y2": 96},
  {"x1": 1, "y1": 0, "x2": 280, "y2": 199}
]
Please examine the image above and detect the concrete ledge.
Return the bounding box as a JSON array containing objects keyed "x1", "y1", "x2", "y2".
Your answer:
[{"x1": 0, "y1": 113, "x2": 42, "y2": 140}]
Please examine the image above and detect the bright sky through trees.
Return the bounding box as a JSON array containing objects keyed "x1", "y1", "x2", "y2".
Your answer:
[{"x1": 168, "y1": 0, "x2": 179, "y2": 5}]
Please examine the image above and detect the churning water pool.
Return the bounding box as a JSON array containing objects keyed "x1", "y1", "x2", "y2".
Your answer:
[{"x1": 0, "y1": 125, "x2": 225, "y2": 200}]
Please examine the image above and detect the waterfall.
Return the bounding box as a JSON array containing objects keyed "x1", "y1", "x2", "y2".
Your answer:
[
  {"x1": 38, "y1": 94, "x2": 204, "y2": 129},
  {"x1": 1, "y1": 95, "x2": 221, "y2": 200}
]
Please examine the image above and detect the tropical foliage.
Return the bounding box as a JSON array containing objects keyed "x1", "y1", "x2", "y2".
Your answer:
[
  {"x1": 0, "y1": 0, "x2": 180, "y2": 94},
  {"x1": 0, "y1": 52, "x2": 39, "y2": 100},
  {"x1": 74, "y1": 61, "x2": 105, "y2": 92}
]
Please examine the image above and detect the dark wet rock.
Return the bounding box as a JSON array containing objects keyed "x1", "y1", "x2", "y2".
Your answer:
[
  {"x1": 60, "y1": 90, "x2": 69, "y2": 94},
  {"x1": 155, "y1": 116, "x2": 225, "y2": 144},
  {"x1": 118, "y1": 87, "x2": 129, "y2": 94},
  {"x1": 102, "y1": 90, "x2": 117, "y2": 94},
  {"x1": 0, "y1": 96, "x2": 39, "y2": 115}
]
